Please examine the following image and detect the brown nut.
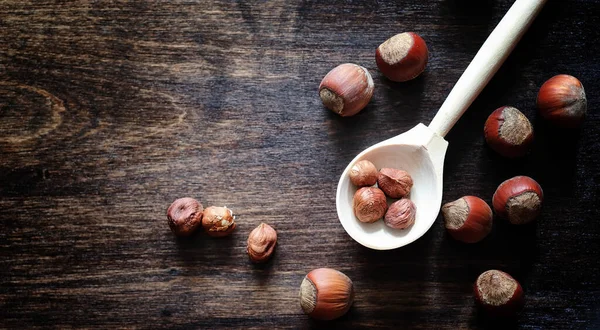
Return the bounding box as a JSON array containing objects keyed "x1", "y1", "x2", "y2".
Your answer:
[
  {"x1": 376, "y1": 32, "x2": 429, "y2": 82},
  {"x1": 442, "y1": 196, "x2": 493, "y2": 243},
  {"x1": 384, "y1": 198, "x2": 416, "y2": 229},
  {"x1": 492, "y1": 176, "x2": 543, "y2": 225},
  {"x1": 299, "y1": 268, "x2": 354, "y2": 321},
  {"x1": 474, "y1": 270, "x2": 524, "y2": 318},
  {"x1": 319, "y1": 63, "x2": 374, "y2": 117},
  {"x1": 349, "y1": 160, "x2": 378, "y2": 187},
  {"x1": 352, "y1": 187, "x2": 387, "y2": 223},
  {"x1": 202, "y1": 206, "x2": 236, "y2": 237},
  {"x1": 166, "y1": 197, "x2": 203, "y2": 236},
  {"x1": 247, "y1": 223, "x2": 277, "y2": 263},
  {"x1": 377, "y1": 168, "x2": 413, "y2": 198},
  {"x1": 484, "y1": 106, "x2": 534, "y2": 158},
  {"x1": 537, "y1": 74, "x2": 587, "y2": 128}
]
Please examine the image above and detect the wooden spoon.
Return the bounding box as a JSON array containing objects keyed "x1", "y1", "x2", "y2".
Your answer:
[{"x1": 336, "y1": 0, "x2": 548, "y2": 250}]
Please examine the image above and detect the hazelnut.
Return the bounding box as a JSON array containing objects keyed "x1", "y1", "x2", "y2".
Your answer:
[
  {"x1": 299, "y1": 268, "x2": 354, "y2": 321},
  {"x1": 319, "y1": 63, "x2": 374, "y2": 117},
  {"x1": 474, "y1": 270, "x2": 524, "y2": 318},
  {"x1": 166, "y1": 197, "x2": 203, "y2": 236},
  {"x1": 492, "y1": 176, "x2": 543, "y2": 225},
  {"x1": 201, "y1": 206, "x2": 236, "y2": 237},
  {"x1": 352, "y1": 187, "x2": 387, "y2": 223},
  {"x1": 537, "y1": 74, "x2": 587, "y2": 128},
  {"x1": 442, "y1": 196, "x2": 492, "y2": 243},
  {"x1": 384, "y1": 198, "x2": 416, "y2": 229},
  {"x1": 377, "y1": 168, "x2": 413, "y2": 198},
  {"x1": 349, "y1": 160, "x2": 378, "y2": 187},
  {"x1": 247, "y1": 223, "x2": 277, "y2": 263},
  {"x1": 375, "y1": 32, "x2": 429, "y2": 82},
  {"x1": 484, "y1": 106, "x2": 534, "y2": 158}
]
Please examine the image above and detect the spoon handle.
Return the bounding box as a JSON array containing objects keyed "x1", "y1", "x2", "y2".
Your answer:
[{"x1": 428, "y1": 0, "x2": 547, "y2": 138}]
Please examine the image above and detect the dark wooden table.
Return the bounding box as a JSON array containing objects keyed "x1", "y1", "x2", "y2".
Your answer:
[{"x1": 1, "y1": 1, "x2": 599, "y2": 329}]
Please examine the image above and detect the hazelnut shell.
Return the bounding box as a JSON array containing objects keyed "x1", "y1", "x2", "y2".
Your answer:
[
  {"x1": 484, "y1": 106, "x2": 534, "y2": 158},
  {"x1": 319, "y1": 63, "x2": 374, "y2": 117},
  {"x1": 166, "y1": 197, "x2": 204, "y2": 236},
  {"x1": 474, "y1": 270, "x2": 524, "y2": 318},
  {"x1": 537, "y1": 74, "x2": 587, "y2": 128},
  {"x1": 300, "y1": 268, "x2": 354, "y2": 321},
  {"x1": 376, "y1": 32, "x2": 429, "y2": 82},
  {"x1": 492, "y1": 176, "x2": 543, "y2": 225},
  {"x1": 201, "y1": 206, "x2": 236, "y2": 237},
  {"x1": 352, "y1": 187, "x2": 387, "y2": 223},
  {"x1": 442, "y1": 196, "x2": 492, "y2": 243}
]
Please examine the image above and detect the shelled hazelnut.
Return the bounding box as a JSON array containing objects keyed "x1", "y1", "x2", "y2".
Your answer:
[
  {"x1": 442, "y1": 196, "x2": 492, "y2": 243},
  {"x1": 349, "y1": 160, "x2": 378, "y2": 187},
  {"x1": 202, "y1": 206, "x2": 236, "y2": 237},
  {"x1": 377, "y1": 168, "x2": 413, "y2": 198},
  {"x1": 166, "y1": 197, "x2": 204, "y2": 236},
  {"x1": 319, "y1": 63, "x2": 374, "y2": 117},
  {"x1": 537, "y1": 74, "x2": 587, "y2": 128},
  {"x1": 376, "y1": 32, "x2": 429, "y2": 82},
  {"x1": 384, "y1": 198, "x2": 416, "y2": 229},
  {"x1": 474, "y1": 270, "x2": 524, "y2": 318},
  {"x1": 247, "y1": 223, "x2": 277, "y2": 263},
  {"x1": 492, "y1": 176, "x2": 543, "y2": 225},
  {"x1": 353, "y1": 187, "x2": 387, "y2": 223},
  {"x1": 299, "y1": 268, "x2": 354, "y2": 321},
  {"x1": 484, "y1": 106, "x2": 534, "y2": 158}
]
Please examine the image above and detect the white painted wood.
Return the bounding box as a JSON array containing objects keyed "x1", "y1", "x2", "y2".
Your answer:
[
  {"x1": 428, "y1": 0, "x2": 548, "y2": 138},
  {"x1": 336, "y1": 0, "x2": 547, "y2": 250}
]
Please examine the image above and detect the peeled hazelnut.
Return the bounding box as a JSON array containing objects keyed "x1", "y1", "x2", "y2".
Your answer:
[
  {"x1": 384, "y1": 198, "x2": 416, "y2": 229},
  {"x1": 474, "y1": 270, "x2": 524, "y2": 318},
  {"x1": 352, "y1": 187, "x2": 387, "y2": 223},
  {"x1": 375, "y1": 32, "x2": 429, "y2": 82},
  {"x1": 247, "y1": 223, "x2": 277, "y2": 263},
  {"x1": 166, "y1": 197, "x2": 203, "y2": 236},
  {"x1": 442, "y1": 196, "x2": 492, "y2": 243},
  {"x1": 537, "y1": 74, "x2": 587, "y2": 128},
  {"x1": 299, "y1": 268, "x2": 354, "y2": 321},
  {"x1": 319, "y1": 63, "x2": 374, "y2": 117},
  {"x1": 377, "y1": 168, "x2": 413, "y2": 198},
  {"x1": 492, "y1": 176, "x2": 543, "y2": 225},
  {"x1": 484, "y1": 106, "x2": 534, "y2": 158},
  {"x1": 201, "y1": 206, "x2": 236, "y2": 237},
  {"x1": 349, "y1": 160, "x2": 378, "y2": 187}
]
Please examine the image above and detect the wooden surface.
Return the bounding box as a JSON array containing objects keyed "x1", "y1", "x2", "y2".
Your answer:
[{"x1": 1, "y1": 1, "x2": 599, "y2": 329}]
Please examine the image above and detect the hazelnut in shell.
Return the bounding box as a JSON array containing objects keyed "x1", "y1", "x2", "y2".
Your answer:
[
  {"x1": 376, "y1": 32, "x2": 429, "y2": 82},
  {"x1": 166, "y1": 197, "x2": 204, "y2": 236},
  {"x1": 377, "y1": 168, "x2": 413, "y2": 198},
  {"x1": 352, "y1": 187, "x2": 387, "y2": 223},
  {"x1": 299, "y1": 268, "x2": 354, "y2": 321},
  {"x1": 442, "y1": 196, "x2": 492, "y2": 243},
  {"x1": 492, "y1": 176, "x2": 543, "y2": 225},
  {"x1": 247, "y1": 223, "x2": 277, "y2": 263},
  {"x1": 474, "y1": 270, "x2": 524, "y2": 318},
  {"x1": 484, "y1": 106, "x2": 533, "y2": 158},
  {"x1": 202, "y1": 206, "x2": 236, "y2": 237},
  {"x1": 537, "y1": 74, "x2": 587, "y2": 128},
  {"x1": 349, "y1": 160, "x2": 378, "y2": 187},
  {"x1": 319, "y1": 63, "x2": 374, "y2": 117},
  {"x1": 384, "y1": 198, "x2": 416, "y2": 229}
]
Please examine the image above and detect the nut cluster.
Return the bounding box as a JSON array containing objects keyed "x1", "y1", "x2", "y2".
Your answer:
[
  {"x1": 349, "y1": 160, "x2": 416, "y2": 230},
  {"x1": 166, "y1": 199, "x2": 237, "y2": 238}
]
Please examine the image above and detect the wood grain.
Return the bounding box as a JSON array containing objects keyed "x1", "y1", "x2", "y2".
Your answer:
[{"x1": 1, "y1": 0, "x2": 599, "y2": 328}]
